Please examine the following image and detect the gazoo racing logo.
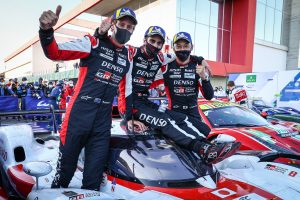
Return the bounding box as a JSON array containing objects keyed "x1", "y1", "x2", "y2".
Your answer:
[
  {"x1": 174, "y1": 87, "x2": 185, "y2": 93},
  {"x1": 139, "y1": 114, "x2": 167, "y2": 127},
  {"x1": 95, "y1": 71, "x2": 112, "y2": 80},
  {"x1": 133, "y1": 77, "x2": 145, "y2": 84},
  {"x1": 265, "y1": 164, "x2": 288, "y2": 174}
]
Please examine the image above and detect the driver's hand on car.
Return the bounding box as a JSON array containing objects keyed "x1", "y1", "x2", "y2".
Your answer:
[
  {"x1": 127, "y1": 120, "x2": 147, "y2": 133},
  {"x1": 39, "y1": 5, "x2": 62, "y2": 30}
]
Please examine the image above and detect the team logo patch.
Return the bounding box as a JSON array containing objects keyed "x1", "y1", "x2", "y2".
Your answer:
[
  {"x1": 170, "y1": 75, "x2": 181, "y2": 79},
  {"x1": 99, "y1": 53, "x2": 113, "y2": 61},
  {"x1": 184, "y1": 73, "x2": 195, "y2": 79},
  {"x1": 117, "y1": 57, "x2": 126, "y2": 66},
  {"x1": 95, "y1": 71, "x2": 111, "y2": 80}
]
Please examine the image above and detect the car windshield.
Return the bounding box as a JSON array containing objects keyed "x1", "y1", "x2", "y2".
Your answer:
[
  {"x1": 202, "y1": 105, "x2": 269, "y2": 128},
  {"x1": 267, "y1": 108, "x2": 291, "y2": 115}
]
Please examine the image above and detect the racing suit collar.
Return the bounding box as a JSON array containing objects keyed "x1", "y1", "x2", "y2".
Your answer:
[
  {"x1": 175, "y1": 57, "x2": 190, "y2": 67},
  {"x1": 140, "y1": 45, "x2": 155, "y2": 61},
  {"x1": 109, "y1": 36, "x2": 125, "y2": 49}
]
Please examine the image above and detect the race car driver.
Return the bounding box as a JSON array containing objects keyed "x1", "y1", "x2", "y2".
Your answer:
[
  {"x1": 149, "y1": 31, "x2": 240, "y2": 163},
  {"x1": 152, "y1": 32, "x2": 214, "y2": 136},
  {"x1": 95, "y1": 24, "x2": 240, "y2": 164},
  {"x1": 39, "y1": 5, "x2": 139, "y2": 190}
]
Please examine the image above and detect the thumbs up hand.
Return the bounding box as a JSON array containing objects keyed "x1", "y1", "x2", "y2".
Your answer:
[{"x1": 39, "y1": 5, "x2": 62, "y2": 30}]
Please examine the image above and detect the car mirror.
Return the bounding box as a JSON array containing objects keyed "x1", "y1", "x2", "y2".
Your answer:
[
  {"x1": 23, "y1": 161, "x2": 52, "y2": 190},
  {"x1": 261, "y1": 111, "x2": 268, "y2": 118}
]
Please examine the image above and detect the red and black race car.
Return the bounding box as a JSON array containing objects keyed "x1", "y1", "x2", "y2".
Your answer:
[{"x1": 198, "y1": 100, "x2": 300, "y2": 155}]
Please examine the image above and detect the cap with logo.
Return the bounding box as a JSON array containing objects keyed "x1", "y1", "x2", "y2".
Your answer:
[
  {"x1": 144, "y1": 26, "x2": 166, "y2": 42},
  {"x1": 112, "y1": 7, "x2": 137, "y2": 25},
  {"x1": 173, "y1": 32, "x2": 193, "y2": 45}
]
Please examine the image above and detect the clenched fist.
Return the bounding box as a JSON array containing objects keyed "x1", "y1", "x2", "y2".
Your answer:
[{"x1": 39, "y1": 5, "x2": 62, "y2": 30}]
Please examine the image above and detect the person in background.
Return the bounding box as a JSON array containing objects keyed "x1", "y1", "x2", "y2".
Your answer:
[
  {"x1": 44, "y1": 81, "x2": 54, "y2": 98},
  {"x1": 59, "y1": 81, "x2": 68, "y2": 110},
  {"x1": 66, "y1": 80, "x2": 75, "y2": 96},
  {"x1": 226, "y1": 80, "x2": 249, "y2": 108},
  {"x1": 6, "y1": 78, "x2": 13, "y2": 88},
  {"x1": 17, "y1": 77, "x2": 30, "y2": 110},
  {"x1": 48, "y1": 80, "x2": 63, "y2": 129},
  {"x1": 0, "y1": 78, "x2": 15, "y2": 96},
  {"x1": 27, "y1": 81, "x2": 44, "y2": 99},
  {"x1": 11, "y1": 79, "x2": 18, "y2": 94}
]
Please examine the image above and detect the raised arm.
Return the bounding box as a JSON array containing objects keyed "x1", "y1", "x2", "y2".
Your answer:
[{"x1": 39, "y1": 5, "x2": 93, "y2": 61}]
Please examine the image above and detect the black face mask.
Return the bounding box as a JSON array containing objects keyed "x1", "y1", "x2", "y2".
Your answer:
[
  {"x1": 115, "y1": 26, "x2": 132, "y2": 44},
  {"x1": 175, "y1": 50, "x2": 191, "y2": 62},
  {"x1": 145, "y1": 42, "x2": 160, "y2": 57}
]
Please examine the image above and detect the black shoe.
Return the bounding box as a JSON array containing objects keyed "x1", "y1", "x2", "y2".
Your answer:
[{"x1": 199, "y1": 142, "x2": 241, "y2": 164}]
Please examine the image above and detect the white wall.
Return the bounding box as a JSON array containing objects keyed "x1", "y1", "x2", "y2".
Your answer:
[
  {"x1": 5, "y1": 62, "x2": 32, "y2": 78},
  {"x1": 253, "y1": 39, "x2": 287, "y2": 72},
  {"x1": 5, "y1": 47, "x2": 32, "y2": 73}
]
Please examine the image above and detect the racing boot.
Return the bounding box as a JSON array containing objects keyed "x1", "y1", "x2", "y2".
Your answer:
[{"x1": 199, "y1": 141, "x2": 241, "y2": 164}]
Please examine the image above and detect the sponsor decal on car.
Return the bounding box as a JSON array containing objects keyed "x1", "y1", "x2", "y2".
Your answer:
[
  {"x1": 268, "y1": 125, "x2": 299, "y2": 138},
  {"x1": 265, "y1": 164, "x2": 288, "y2": 174},
  {"x1": 288, "y1": 171, "x2": 298, "y2": 177},
  {"x1": 211, "y1": 188, "x2": 236, "y2": 198},
  {"x1": 63, "y1": 191, "x2": 84, "y2": 200},
  {"x1": 233, "y1": 193, "x2": 267, "y2": 200},
  {"x1": 244, "y1": 129, "x2": 276, "y2": 144},
  {"x1": 62, "y1": 190, "x2": 101, "y2": 199},
  {"x1": 199, "y1": 102, "x2": 237, "y2": 110}
]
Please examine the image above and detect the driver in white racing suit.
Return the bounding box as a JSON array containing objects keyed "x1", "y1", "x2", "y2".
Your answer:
[{"x1": 227, "y1": 80, "x2": 249, "y2": 108}]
